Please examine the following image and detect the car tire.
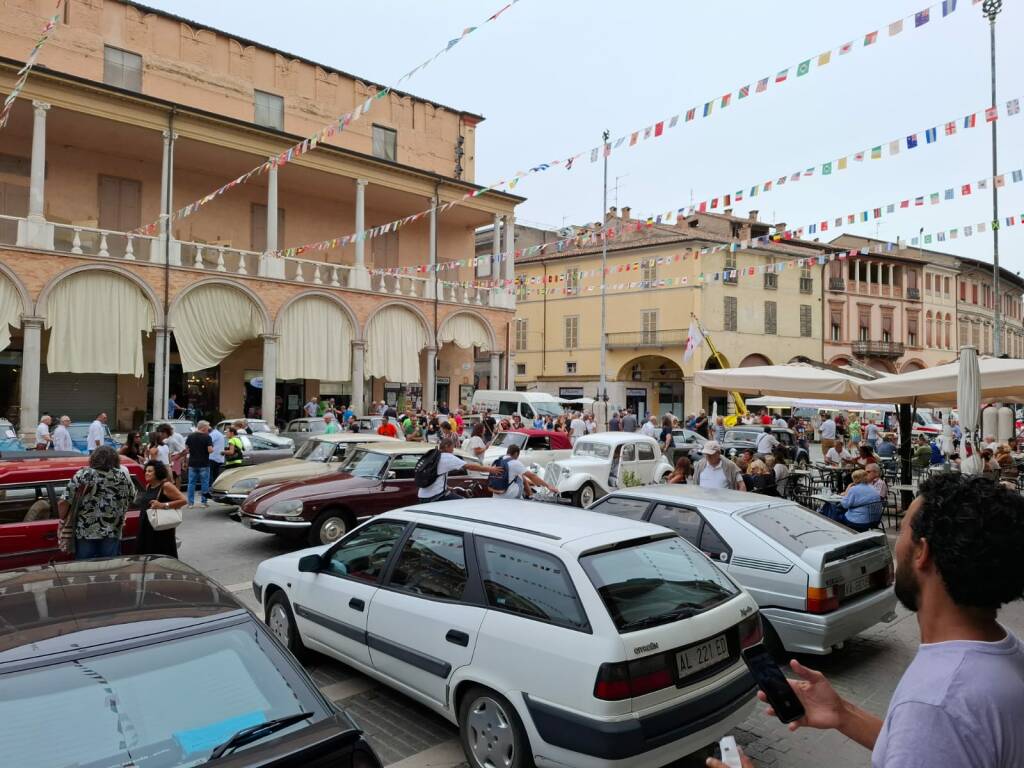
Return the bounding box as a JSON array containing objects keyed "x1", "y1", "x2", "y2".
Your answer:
[
  {"x1": 308, "y1": 508, "x2": 350, "y2": 547},
  {"x1": 572, "y1": 482, "x2": 596, "y2": 508},
  {"x1": 458, "y1": 686, "x2": 533, "y2": 768},
  {"x1": 266, "y1": 591, "x2": 306, "y2": 660}
]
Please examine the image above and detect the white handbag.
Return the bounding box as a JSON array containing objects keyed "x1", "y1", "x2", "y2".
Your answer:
[{"x1": 147, "y1": 505, "x2": 183, "y2": 531}]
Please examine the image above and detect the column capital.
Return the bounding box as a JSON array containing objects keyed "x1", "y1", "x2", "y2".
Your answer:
[
  {"x1": 352, "y1": 339, "x2": 367, "y2": 350},
  {"x1": 31, "y1": 101, "x2": 50, "y2": 112},
  {"x1": 162, "y1": 130, "x2": 179, "y2": 141},
  {"x1": 356, "y1": 178, "x2": 368, "y2": 189},
  {"x1": 424, "y1": 346, "x2": 438, "y2": 355},
  {"x1": 21, "y1": 315, "x2": 45, "y2": 328},
  {"x1": 260, "y1": 333, "x2": 281, "y2": 343},
  {"x1": 489, "y1": 351, "x2": 500, "y2": 360}
]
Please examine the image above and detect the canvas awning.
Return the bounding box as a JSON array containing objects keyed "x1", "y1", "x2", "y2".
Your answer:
[
  {"x1": 0, "y1": 275, "x2": 21, "y2": 352},
  {"x1": 746, "y1": 396, "x2": 895, "y2": 413},
  {"x1": 170, "y1": 284, "x2": 263, "y2": 372},
  {"x1": 366, "y1": 305, "x2": 429, "y2": 383},
  {"x1": 858, "y1": 356, "x2": 1024, "y2": 406},
  {"x1": 278, "y1": 297, "x2": 353, "y2": 382},
  {"x1": 694, "y1": 363, "x2": 868, "y2": 400}
]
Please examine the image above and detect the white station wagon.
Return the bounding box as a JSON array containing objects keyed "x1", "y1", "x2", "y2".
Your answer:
[
  {"x1": 254, "y1": 500, "x2": 761, "y2": 768},
  {"x1": 540, "y1": 433, "x2": 673, "y2": 507}
]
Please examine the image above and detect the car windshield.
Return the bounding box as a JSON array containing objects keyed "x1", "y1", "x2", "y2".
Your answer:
[
  {"x1": 0, "y1": 623, "x2": 325, "y2": 767},
  {"x1": 723, "y1": 430, "x2": 758, "y2": 444},
  {"x1": 294, "y1": 439, "x2": 338, "y2": 462},
  {"x1": 491, "y1": 432, "x2": 527, "y2": 450},
  {"x1": 740, "y1": 504, "x2": 853, "y2": 556},
  {"x1": 581, "y1": 535, "x2": 739, "y2": 632},
  {"x1": 340, "y1": 449, "x2": 390, "y2": 478},
  {"x1": 573, "y1": 440, "x2": 611, "y2": 459},
  {"x1": 532, "y1": 402, "x2": 564, "y2": 418},
  {"x1": 67, "y1": 425, "x2": 111, "y2": 440},
  {"x1": 246, "y1": 420, "x2": 271, "y2": 433}
]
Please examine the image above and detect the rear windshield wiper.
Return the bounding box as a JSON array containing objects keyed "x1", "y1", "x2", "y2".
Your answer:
[{"x1": 206, "y1": 711, "x2": 314, "y2": 761}]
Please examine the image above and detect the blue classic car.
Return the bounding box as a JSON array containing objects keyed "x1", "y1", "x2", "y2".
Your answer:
[
  {"x1": 0, "y1": 419, "x2": 22, "y2": 451},
  {"x1": 66, "y1": 422, "x2": 121, "y2": 453}
]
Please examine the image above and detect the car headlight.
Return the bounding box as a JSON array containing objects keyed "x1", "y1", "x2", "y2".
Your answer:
[
  {"x1": 231, "y1": 477, "x2": 260, "y2": 493},
  {"x1": 266, "y1": 499, "x2": 304, "y2": 517},
  {"x1": 560, "y1": 468, "x2": 571, "y2": 478},
  {"x1": 529, "y1": 463, "x2": 541, "y2": 474}
]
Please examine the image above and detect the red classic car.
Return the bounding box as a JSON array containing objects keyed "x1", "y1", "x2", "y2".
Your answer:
[
  {"x1": 0, "y1": 452, "x2": 145, "y2": 570},
  {"x1": 238, "y1": 442, "x2": 488, "y2": 546}
]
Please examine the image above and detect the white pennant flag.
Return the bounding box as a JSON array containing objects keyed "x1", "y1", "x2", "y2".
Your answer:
[{"x1": 682, "y1": 319, "x2": 706, "y2": 364}]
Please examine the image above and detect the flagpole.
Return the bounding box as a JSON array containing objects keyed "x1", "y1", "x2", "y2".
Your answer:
[
  {"x1": 690, "y1": 312, "x2": 748, "y2": 420},
  {"x1": 983, "y1": 0, "x2": 1003, "y2": 355},
  {"x1": 598, "y1": 129, "x2": 610, "y2": 429}
]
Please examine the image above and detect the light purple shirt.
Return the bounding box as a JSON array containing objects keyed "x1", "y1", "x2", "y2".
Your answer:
[{"x1": 872, "y1": 630, "x2": 1024, "y2": 767}]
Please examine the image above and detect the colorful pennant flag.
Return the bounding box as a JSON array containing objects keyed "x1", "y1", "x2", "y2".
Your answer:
[
  {"x1": 797, "y1": 59, "x2": 811, "y2": 76},
  {"x1": 915, "y1": 9, "x2": 930, "y2": 26}
]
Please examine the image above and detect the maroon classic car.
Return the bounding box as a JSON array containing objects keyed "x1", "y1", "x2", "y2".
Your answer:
[
  {"x1": 0, "y1": 452, "x2": 145, "y2": 570},
  {"x1": 238, "y1": 442, "x2": 488, "y2": 546}
]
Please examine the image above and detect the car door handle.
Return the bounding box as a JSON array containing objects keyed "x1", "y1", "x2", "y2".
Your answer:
[
  {"x1": 349, "y1": 598, "x2": 365, "y2": 612},
  {"x1": 44, "y1": 532, "x2": 57, "y2": 541},
  {"x1": 446, "y1": 629, "x2": 470, "y2": 647}
]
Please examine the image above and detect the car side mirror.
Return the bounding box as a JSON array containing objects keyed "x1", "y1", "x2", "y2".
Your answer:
[
  {"x1": 385, "y1": 470, "x2": 397, "y2": 480},
  {"x1": 298, "y1": 554, "x2": 322, "y2": 573}
]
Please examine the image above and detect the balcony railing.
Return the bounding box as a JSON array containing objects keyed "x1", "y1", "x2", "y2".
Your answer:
[
  {"x1": 0, "y1": 213, "x2": 504, "y2": 308},
  {"x1": 852, "y1": 340, "x2": 905, "y2": 358},
  {"x1": 828, "y1": 277, "x2": 846, "y2": 291},
  {"x1": 606, "y1": 329, "x2": 689, "y2": 348},
  {"x1": 907, "y1": 288, "x2": 921, "y2": 300}
]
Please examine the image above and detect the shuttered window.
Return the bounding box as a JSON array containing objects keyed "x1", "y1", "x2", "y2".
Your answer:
[
  {"x1": 858, "y1": 306, "x2": 871, "y2": 341},
  {"x1": 641, "y1": 310, "x2": 657, "y2": 344},
  {"x1": 724, "y1": 296, "x2": 737, "y2": 331},
  {"x1": 881, "y1": 312, "x2": 893, "y2": 342},
  {"x1": 907, "y1": 314, "x2": 919, "y2": 347},
  {"x1": 564, "y1": 316, "x2": 579, "y2": 349},
  {"x1": 830, "y1": 307, "x2": 842, "y2": 341},
  {"x1": 642, "y1": 259, "x2": 657, "y2": 284},
  {"x1": 799, "y1": 305, "x2": 812, "y2": 337},
  {"x1": 515, "y1": 318, "x2": 528, "y2": 351},
  {"x1": 764, "y1": 301, "x2": 777, "y2": 335}
]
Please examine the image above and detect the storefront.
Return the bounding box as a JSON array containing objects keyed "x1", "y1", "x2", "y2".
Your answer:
[
  {"x1": 658, "y1": 382, "x2": 684, "y2": 418},
  {"x1": 319, "y1": 381, "x2": 352, "y2": 410},
  {"x1": 435, "y1": 377, "x2": 450, "y2": 412},
  {"x1": 559, "y1": 386, "x2": 585, "y2": 400},
  {"x1": 626, "y1": 387, "x2": 648, "y2": 419}
]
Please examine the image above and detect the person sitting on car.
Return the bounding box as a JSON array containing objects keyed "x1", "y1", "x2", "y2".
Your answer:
[{"x1": 490, "y1": 444, "x2": 559, "y2": 499}]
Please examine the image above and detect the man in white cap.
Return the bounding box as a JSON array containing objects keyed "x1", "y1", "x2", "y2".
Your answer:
[{"x1": 691, "y1": 440, "x2": 746, "y2": 491}]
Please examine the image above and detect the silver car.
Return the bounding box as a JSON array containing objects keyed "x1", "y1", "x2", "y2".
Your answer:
[
  {"x1": 215, "y1": 419, "x2": 294, "y2": 451},
  {"x1": 588, "y1": 485, "x2": 896, "y2": 655},
  {"x1": 279, "y1": 417, "x2": 328, "y2": 448}
]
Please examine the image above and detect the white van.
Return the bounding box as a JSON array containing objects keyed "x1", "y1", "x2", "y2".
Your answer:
[{"x1": 470, "y1": 390, "x2": 565, "y2": 421}]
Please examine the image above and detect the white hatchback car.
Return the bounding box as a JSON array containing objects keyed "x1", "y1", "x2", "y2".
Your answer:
[{"x1": 254, "y1": 500, "x2": 762, "y2": 768}]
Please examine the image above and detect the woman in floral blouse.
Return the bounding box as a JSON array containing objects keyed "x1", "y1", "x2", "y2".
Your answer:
[{"x1": 58, "y1": 445, "x2": 136, "y2": 559}]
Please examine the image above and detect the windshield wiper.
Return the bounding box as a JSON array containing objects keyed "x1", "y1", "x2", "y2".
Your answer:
[{"x1": 206, "y1": 712, "x2": 314, "y2": 761}]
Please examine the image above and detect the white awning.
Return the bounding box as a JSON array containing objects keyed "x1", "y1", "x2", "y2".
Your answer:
[
  {"x1": 45, "y1": 272, "x2": 154, "y2": 377},
  {"x1": 0, "y1": 275, "x2": 21, "y2": 352},
  {"x1": 278, "y1": 297, "x2": 353, "y2": 382},
  {"x1": 366, "y1": 305, "x2": 429, "y2": 383},
  {"x1": 695, "y1": 363, "x2": 867, "y2": 400},
  {"x1": 171, "y1": 284, "x2": 263, "y2": 372},
  {"x1": 439, "y1": 313, "x2": 491, "y2": 352},
  {"x1": 858, "y1": 355, "x2": 1024, "y2": 406}
]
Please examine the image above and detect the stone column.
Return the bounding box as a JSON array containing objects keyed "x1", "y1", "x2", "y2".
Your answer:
[
  {"x1": 18, "y1": 102, "x2": 54, "y2": 249},
  {"x1": 261, "y1": 334, "x2": 279, "y2": 427},
  {"x1": 489, "y1": 352, "x2": 500, "y2": 389},
  {"x1": 154, "y1": 130, "x2": 181, "y2": 265},
  {"x1": 18, "y1": 317, "x2": 43, "y2": 439},
  {"x1": 259, "y1": 159, "x2": 285, "y2": 278},
  {"x1": 503, "y1": 214, "x2": 515, "y2": 308},
  {"x1": 425, "y1": 194, "x2": 437, "y2": 299},
  {"x1": 424, "y1": 347, "x2": 437, "y2": 412},
  {"x1": 151, "y1": 327, "x2": 168, "y2": 420},
  {"x1": 350, "y1": 179, "x2": 371, "y2": 289},
  {"x1": 351, "y1": 341, "x2": 366, "y2": 415}
]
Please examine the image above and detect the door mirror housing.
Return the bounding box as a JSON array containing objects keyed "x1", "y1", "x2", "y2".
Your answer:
[
  {"x1": 385, "y1": 470, "x2": 397, "y2": 480},
  {"x1": 298, "y1": 554, "x2": 322, "y2": 573}
]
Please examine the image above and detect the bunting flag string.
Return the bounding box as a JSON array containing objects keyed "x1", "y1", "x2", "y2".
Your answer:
[
  {"x1": 130, "y1": 0, "x2": 520, "y2": 235},
  {"x1": 357, "y1": 164, "x2": 1024, "y2": 288},
  {"x1": 277, "y1": 5, "x2": 977, "y2": 261},
  {"x1": 0, "y1": 0, "x2": 64, "y2": 130}
]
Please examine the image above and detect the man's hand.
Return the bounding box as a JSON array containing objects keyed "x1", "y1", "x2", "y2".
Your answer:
[
  {"x1": 706, "y1": 745, "x2": 755, "y2": 767},
  {"x1": 760, "y1": 659, "x2": 844, "y2": 732}
]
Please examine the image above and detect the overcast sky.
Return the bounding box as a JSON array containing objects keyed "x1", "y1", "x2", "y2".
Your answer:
[{"x1": 146, "y1": 0, "x2": 1023, "y2": 275}]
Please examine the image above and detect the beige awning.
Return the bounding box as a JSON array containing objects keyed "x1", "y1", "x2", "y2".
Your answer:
[
  {"x1": 171, "y1": 284, "x2": 263, "y2": 372},
  {"x1": 45, "y1": 272, "x2": 155, "y2": 377},
  {"x1": 858, "y1": 355, "x2": 1024, "y2": 406},
  {"x1": 0, "y1": 275, "x2": 21, "y2": 352},
  {"x1": 439, "y1": 313, "x2": 491, "y2": 352},
  {"x1": 278, "y1": 297, "x2": 353, "y2": 382},
  {"x1": 366, "y1": 305, "x2": 429, "y2": 383},
  {"x1": 694, "y1": 363, "x2": 868, "y2": 400}
]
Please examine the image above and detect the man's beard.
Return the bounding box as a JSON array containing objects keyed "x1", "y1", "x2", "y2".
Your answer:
[{"x1": 894, "y1": 559, "x2": 920, "y2": 612}]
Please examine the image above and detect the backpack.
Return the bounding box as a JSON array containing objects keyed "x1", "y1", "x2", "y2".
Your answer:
[
  {"x1": 488, "y1": 456, "x2": 512, "y2": 492},
  {"x1": 414, "y1": 449, "x2": 442, "y2": 488}
]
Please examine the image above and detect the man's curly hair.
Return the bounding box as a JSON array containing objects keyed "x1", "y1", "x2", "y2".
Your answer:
[{"x1": 914, "y1": 473, "x2": 1024, "y2": 610}]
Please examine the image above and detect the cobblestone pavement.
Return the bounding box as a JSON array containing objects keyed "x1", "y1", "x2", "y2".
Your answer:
[{"x1": 184, "y1": 505, "x2": 1024, "y2": 768}]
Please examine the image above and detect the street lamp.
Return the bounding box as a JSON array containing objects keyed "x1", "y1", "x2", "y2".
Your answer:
[
  {"x1": 598, "y1": 129, "x2": 610, "y2": 428},
  {"x1": 983, "y1": 0, "x2": 1003, "y2": 355}
]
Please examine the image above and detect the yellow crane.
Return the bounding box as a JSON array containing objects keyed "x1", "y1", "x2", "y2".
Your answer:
[{"x1": 690, "y1": 314, "x2": 748, "y2": 427}]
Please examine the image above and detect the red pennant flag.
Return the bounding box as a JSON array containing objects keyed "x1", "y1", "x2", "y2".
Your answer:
[
  {"x1": 654, "y1": 121, "x2": 664, "y2": 136},
  {"x1": 962, "y1": 183, "x2": 972, "y2": 195}
]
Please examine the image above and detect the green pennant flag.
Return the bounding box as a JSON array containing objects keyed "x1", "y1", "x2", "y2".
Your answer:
[
  {"x1": 822, "y1": 161, "x2": 833, "y2": 175},
  {"x1": 797, "y1": 59, "x2": 811, "y2": 77}
]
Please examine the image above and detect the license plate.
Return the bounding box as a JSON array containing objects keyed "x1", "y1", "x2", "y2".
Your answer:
[
  {"x1": 676, "y1": 634, "x2": 729, "y2": 679},
  {"x1": 843, "y1": 575, "x2": 871, "y2": 597}
]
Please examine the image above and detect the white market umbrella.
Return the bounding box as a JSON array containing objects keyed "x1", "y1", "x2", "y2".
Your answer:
[
  {"x1": 858, "y1": 356, "x2": 1024, "y2": 407},
  {"x1": 746, "y1": 396, "x2": 895, "y2": 413},
  {"x1": 958, "y1": 346, "x2": 984, "y2": 476},
  {"x1": 710, "y1": 400, "x2": 719, "y2": 423},
  {"x1": 694, "y1": 364, "x2": 868, "y2": 400}
]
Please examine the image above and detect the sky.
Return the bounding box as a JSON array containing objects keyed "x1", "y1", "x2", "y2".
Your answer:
[{"x1": 143, "y1": 0, "x2": 1024, "y2": 275}]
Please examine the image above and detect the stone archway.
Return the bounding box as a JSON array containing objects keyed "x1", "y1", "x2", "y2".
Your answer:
[
  {"x1": 900, "y1": 359, "x2": 926, "y2": 373},
  {"x1": 616, "y1": 355, "x2": 685, "y2": 418},
  {"x1": 365, "y1": 302, "x2": 432, "y2": 411},
  {"x1": 739, "y1": 353, "x2": 773, "y2": 367},
  {"x1": 436, "y1": 309, "x2": 498, "y2": 409}
]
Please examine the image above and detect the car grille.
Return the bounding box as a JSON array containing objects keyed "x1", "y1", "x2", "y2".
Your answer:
[{"x1": 545, "y1": 463, "x2": 561, "y2": 486}]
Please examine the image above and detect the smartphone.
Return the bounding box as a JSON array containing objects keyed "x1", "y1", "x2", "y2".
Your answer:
[
  {"x1": 741, "y1": 645, "x2": 805, "y2": 724},
  {"x1": 717, "y1": 736, "x2": 743, "y2": 768}
]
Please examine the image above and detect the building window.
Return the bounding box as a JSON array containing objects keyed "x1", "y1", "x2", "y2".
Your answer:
[
  {"x1": 565, "y1": 361, "x2": 577, "y2": 374},
  {"x1": 944, "y1": 276, "x2": 950, "y2": 296},
  {"x1": 564, "y1": 316, "x2": 579, "y2": 350},
  {"x1": 516, "y1": 363, "x2": 526, "y2": 376},
  {"x1": 972, "y1": 283, "x2": 978, "y2": 305},
  {"x1": 723, "y1": 252, "x2": 737, "y2": 284},
  {"x1": 515, "y1": 318, "x2": 528, "y2": 351},
  {"x1": 724, "y1": 296, "x2": 738, "y2": 331},
  {"x1": 925, "y1": 273, "x2": 932, "y2": 293},
  {"x1": 858, "y1": 307, "x2": 871, "y2": 341},
  {"x1": 799, "y1": 266, "x2": 813, "y2": 294},
  {"x1": 565, "y1": 268, "x2": 581, "y2": 296},
  {"x1": 372, "y1": 124, "x2": 397, "y2": 161},
  {"x1": 799, "y1": 305, "x2": 812, "y2": 337},
  {"x1": 881, "y1": 312, "x2": 893, "y2": 343},
  {"x1": 254, "y1": 90, "x2": 284, "y2": 130},
  {"x1": 960, "y1": 281, "x2": 967, "y2": 301},
  {"x1": 103, "y1": 46, "x2": 142, "y2": 92},
  {"x1": 830, "y1": 307, "x2": 842, "y2": 341},
  {"x1": 907, "y1": 314, "x2": 919, "y2": 347},
  {"x1": 641, "y1": 259, "x2": 657, "y2": 285},
  {"x1": 764, "y1": 301, "x2": 777, "y2": 335},
  {"x1": 763, "y1": 261, "x2": 778, "y2": 290},
  {"x1": 641, "y1": 310, "x2": 658, "y2": 344}
]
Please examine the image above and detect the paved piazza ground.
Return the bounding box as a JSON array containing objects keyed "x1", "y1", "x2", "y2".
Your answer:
[{"x1": 182, "y1": 501, "x2": 1024, "y2": 768}]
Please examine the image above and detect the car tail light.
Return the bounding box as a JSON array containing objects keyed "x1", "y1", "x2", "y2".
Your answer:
[
  {"x1": 806, "y1": 586, "x2": 839, "y2": 614},
  {"x1": 871, "y1": 562, "x2": 894, "y2": 590},
  {"x1": 738, "y1": 613, "x2": 763, "y2": 649},
  {"x1": 594, "y1": 654, "x2": 673, "y2": 701}
]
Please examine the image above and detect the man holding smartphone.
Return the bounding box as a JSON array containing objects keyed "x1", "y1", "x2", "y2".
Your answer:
[{"x1": 710, "y1": 473, "x2": 1024, "y2": 768}]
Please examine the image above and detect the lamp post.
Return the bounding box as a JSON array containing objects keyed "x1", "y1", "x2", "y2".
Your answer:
[
  {"x1": 983, "y1": 0, "x2": 1003, "y2": 355},
  {"x1": 598, "y1": 129, "x2": 610, "y2": 429}
]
